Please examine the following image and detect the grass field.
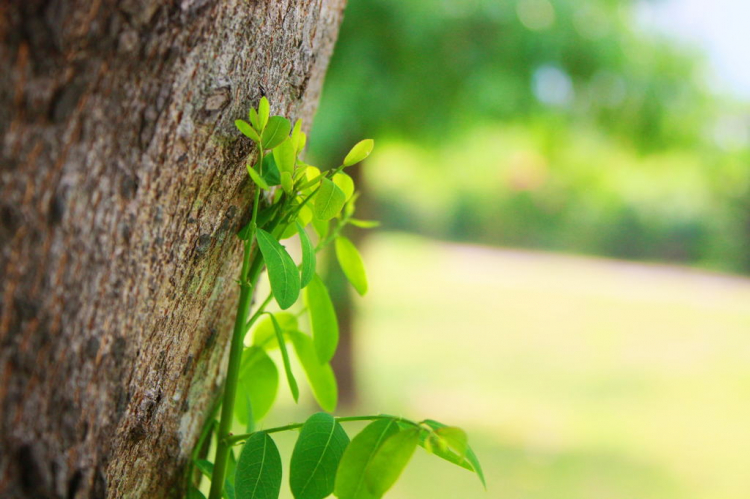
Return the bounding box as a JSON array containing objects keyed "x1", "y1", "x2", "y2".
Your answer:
[{"x1": 342, "y1": 232, "x2": 750, "y2": 499}]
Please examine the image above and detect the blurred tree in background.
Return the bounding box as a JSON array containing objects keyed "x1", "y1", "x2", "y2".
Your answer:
[{"x1": 311, "y1": 0, "x2": 750, "y2": 273}]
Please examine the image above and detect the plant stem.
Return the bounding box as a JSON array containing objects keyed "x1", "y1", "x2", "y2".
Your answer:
[
  {"x1": 225, "y1": 415, "x2": 420, "y2": 445},
  {"x1": 208, "y1": 148, "x2": 265, "y2": 499}
]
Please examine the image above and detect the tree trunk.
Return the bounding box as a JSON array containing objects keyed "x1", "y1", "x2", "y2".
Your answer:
[{"x1": 0, "y1": 1, "x2": 346, "y2": 497}]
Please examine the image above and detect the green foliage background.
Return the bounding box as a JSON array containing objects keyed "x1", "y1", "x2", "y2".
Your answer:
[{"x1": 310, "y1": 0, "x2": 750, "y2": 273}]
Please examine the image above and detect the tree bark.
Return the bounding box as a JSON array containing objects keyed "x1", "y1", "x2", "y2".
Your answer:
[{"x1": 0, "y1": 1, "x2": 346, "y2": 497}]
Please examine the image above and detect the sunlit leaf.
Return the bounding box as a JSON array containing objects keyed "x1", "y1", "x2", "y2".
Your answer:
[
  {"x1": 332, "y1": 172, "x2": 354, "y2": 201},
  {"x1": 236, "y1": 119, "x2": 261, "y2": 142},
  {"x1": 435, "y1": 427, "x2": 468, "y2": 458},
  {"x1": 343, "y1": 139, "x2": 374, "y2": 167},
  {"x1": 247, "y1": 164, "x2": 269, "y2": 190},
  {"x1": 235, "y1": 432, "x2": 282, "y2": 499},
  {"x1": 248, "y1": 108, "x2": 260, "y2": 130},
  {"x1": 421, "y1": 420, "x2": 485, "y2": 488},
  {"x1": 273, "y1": 138, "x2": 296, "y2": 174},
  {"x1": 251, "y1": 312, "x2": 299, "y2": 348},
  {"x1": 297, "y1": 222, "x2": 316, "y2": 288},
  {"x1": 281, "y1": 171, "x2": 294, "y2": 195},
  {"x1": 255, "y1": 229, "x2": 300, "y2": 310},
  {"x1": 311, "y1": 217, "x2": 329, "y2": 240},
  {"x1": 349, "y1": 219, "x2": 380, "y2": 229},
  {"x1": 261, "y1": 116, "x2": 291, "y2": 150},
  {"x1": 313, "y1": 178, "x2": 346, "y2": 221},
  {"x1": 269, "y1": 313, "x2": 299, "y2": 402},
  {"x1": 364, "y1": 428, "x2": 419, "y2": 498},
  {"x1": 291, "y1": 119, "x2": 304, "y2": 152},
  {"x1": 304, "y1": 274, "x2": 338, "y2": 363},
  {"x1": 290, "y1": 413, "x2": 349, "y2": 499},
  {"x1": 335, "y1": 236, "x2": 368, "y2": 296},
  {"x1": 334, "y1": 419, "x2": 399, "y2": 499},
  {"x1": 288, "y1": 331, "x2": 337, "y2": 411},
  {"x1": 258, "y1": 97, "x2": 270, "y2": 131}
]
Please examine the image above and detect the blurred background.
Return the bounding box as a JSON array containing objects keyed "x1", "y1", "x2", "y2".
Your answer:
[{"x1": 278, "y1": 0, "x2": 750, "y2": 498}]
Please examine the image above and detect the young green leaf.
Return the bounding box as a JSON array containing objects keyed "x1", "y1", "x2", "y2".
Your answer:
[
  {"x1": 255, "y1": 229, "x2": 300, "y2": 310},
  {"x1": 349, "y1": 219, "x2": 380, "y2": 229},
  {"x1": 335, "y1": 236, "x2": 368, "y2": 296},
  {"x1": 235, "y1": 432, "x2": 282, "y2": 499},
  {"x1": 251, "y1": 312, "x2": 299, "y2": 349},
  {"x1": 273, "y1": 138, "x2": 296, "y2": 174},
  {"x1": 236, "y1": 119, "x2": 261, "y2": 142},
  {"x1": 258, "y1": 97, "x2": 270, "y2": 131},
  {"x1": 332, "y1": 172, "x2": 354, "y2": 201},
  {"x1": 281, "y1": 171, "x2": 294, "y2": 195},
  {"x1": 313, "y1": 178, "x2": 346, "y2": 221},
  {"x1": 421, "y1": 420, "x2": 485, "y2": 488},
  {"x1": 343, "y1": 139, "x2": 374, "y2": 167},
  {"x1": 247, "y1": 164, "x2": 270, "y2": 190},
  {"x1": 249, "y1": 108, "x2": 260, "y2": 131},
  {"x1": 304, "y1": 274, "x2": 338, "y2": 363},
  {"x1": 290, "y1": 413, "x2": 350, "y2": 499},
  {"x1": 364, "y1": 428, "x2": 420, "y2": 498},
  {"x1": 297, "y1": 222, "x2": 316, "y2": 288},
  {"x1": 291, "y1": 119, "x2": 304, "y2": 151},
  {"x1": 288, "y1": 331, "x2": 337, "y2": 411},
  {"x1": 235, "y1": 346, "x2": 278, "y2": 423},
  {"x1": 261, "y1": 116, "x2": 291, "y2": 150},
  {"x1": 268, "y1": 313, "x2": 299, "y2": 403},
  {"x1": 261, "y1": 154, "x2": 281, "y2": 186},
  {"x1": 298, "y1": 204, "x2": 313, "y2": 227},
  {"x1": 434, "y1": 427, "x2": 468, "y2": 458},
  {"x1": 334, "y1": 419, "x2": 399, "y2": 499}
]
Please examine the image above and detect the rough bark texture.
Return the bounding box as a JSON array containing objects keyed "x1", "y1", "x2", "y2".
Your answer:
[{"x1": 0, "y1": 1, "x2": 346, "y2": 497}]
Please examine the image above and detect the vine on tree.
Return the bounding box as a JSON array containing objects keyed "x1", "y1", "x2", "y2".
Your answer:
[{"x1": 188, "y1": 98, "x2": 484, "y2": 499}]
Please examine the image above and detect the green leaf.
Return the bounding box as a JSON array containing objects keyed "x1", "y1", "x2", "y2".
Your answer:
[
  {"x1": 349, "y1": 219, "x2": 380, "y2": 229},
  {"x1": 313, "y1": 178, "x2": 346, "y2": 221},
  {"x1": 364, "y1": 428, "x2": 419, "y2": 498},
  {"x1": 195, "y1": 459, "x2": 213, "y2": 478},
  {"x1": 332, "y1": 172, "x2": 354, "y2": 201},
  {"x1": 236, "y1": 119, "x2": 261, "y2": 142},
  {"x1": 261, "y1": 154, "x2": 281, "y2": 186},
  {"x1": 343, "y1": 139, "x2": 374, "y2": 167},
  {"x1": 288, "y1": 331, "x2": 337, "y2": 411},
  {"x1": 258, "y1": 97, "x2": 270, "y2": 131},
  {"x1": 290, "y1": 413, "x2": 350, "y2": 499},
  {"x1": 252, "y1": 312, "x2": 298, "y2": 349},
  {"x1": 421, "y1": 420, "x2": 485, "y2": 488},
  {"x1": 281, "y1": 171, "x2": 294, "y2": 195},
  {"x1": 297, "y1": 222, "x2": 316, "y2": 288},
  {"x1": 291, "y1": 119, "x2": 304, "y2": 152},
  {"x1": 247, "y1": 164, "x2": 270, "y2": 190},
  {"x1": 268, "y1": 313, "x2": 299, "y2": 402},
  {"x1": 188, "y1": 486, "x2": 207, "y2": 499},
  {"x1": 334, "y1": 419, "x2": 400, "y2": 499},
  {"x1": 311, "y1": 217, "x2": 329, "y2": 240},
  {"x1": 435, "y1": 427, "x2": 468, "y2": 458},
  {"x1": 335, "y1": 237, "x2": 368, "y2": 296},
  {"x1": 304, "y1": 274, "x2": 338, "y2": 363},
  {"x1": 235, "y1": 432, "x2": 282, "y2": 499},
  {"x1": 249, "y1": 108, "x2": 260, "y2": 130},
  {"x1": 273, "y1": 138, "x2": 296, "y2": 174},
  {"x1": 236, "y1": 346, "x2": 278, "y2": 423},
  {"x1": 261, "y1": 116, "x2": 291, "y2": 150},
  {"x1": 255, "y1": 229, "x2": 300, "y2": 310}
]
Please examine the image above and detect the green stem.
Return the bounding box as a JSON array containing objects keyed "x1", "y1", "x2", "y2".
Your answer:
[
  {"x1": 225, "y1": 415, "x2": 420, "y2": 445},
  {"x1": 208, "y1": 148, "x2": 266, "y2": 499}
]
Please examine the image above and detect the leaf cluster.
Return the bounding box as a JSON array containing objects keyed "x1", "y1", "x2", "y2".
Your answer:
[{"x1": 189, "y1": 98, "x2": 482, "y2": 499}]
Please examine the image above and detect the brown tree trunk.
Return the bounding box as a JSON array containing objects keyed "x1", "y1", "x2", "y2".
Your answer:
[{"x1": 0, "y1": 1, "x2": 346, "y2": 497}]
